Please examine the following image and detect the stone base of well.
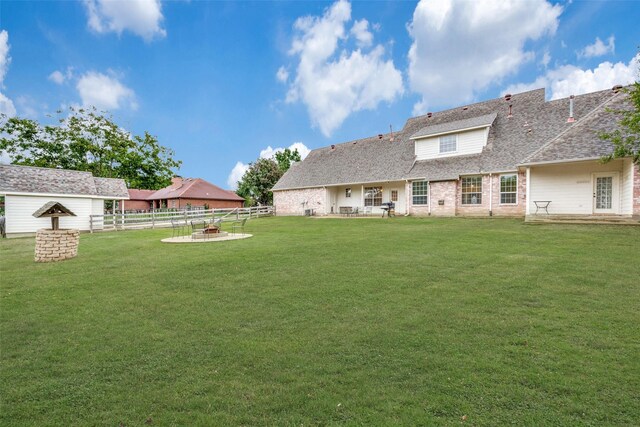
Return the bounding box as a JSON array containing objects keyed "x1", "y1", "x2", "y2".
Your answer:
[{"x1": 35, "y1": 228, "x2": 79, "y2": 263}]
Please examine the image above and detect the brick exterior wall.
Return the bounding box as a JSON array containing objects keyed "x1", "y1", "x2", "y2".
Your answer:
[
  {"x1": 35, "y1": 228, "x2": 79, "y2": 262},
  {"x1": 174, "y1": 198, "x2": 243, "y2": 209},
  {"x1": 634, "y1": 163, "x2": 640, "y2": 216},
  {"x1": 408, "y1": 181, "x2": 457, "y2": 216},
  {"x1": 489, "y1": 171, "x2": 526, "y2": 217},
  {"x1": 124, "y1": 200, "x2": 152, "y2": 211},
  {"x1": 407, "y1": 172, "x2": 526, "y2": 217},
  {"x1": 274, "y1": 188, "x2": 326, "y2": 215}
]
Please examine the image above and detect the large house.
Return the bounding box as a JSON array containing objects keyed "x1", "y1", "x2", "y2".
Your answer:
[
  {"x1": 0, "y1": 164, "x2": 129, "y2": 237},
  {"x1": 127, "y1": 177, "x2": 244, "y2": 211},
  {"x1": 273, "y1": 87, "x2": 640, "y2": 219}
]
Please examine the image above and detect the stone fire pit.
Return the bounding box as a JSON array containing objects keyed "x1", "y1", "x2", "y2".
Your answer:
[{"x1": 32, "y1": 201, "x2": 79, "y2": 263}]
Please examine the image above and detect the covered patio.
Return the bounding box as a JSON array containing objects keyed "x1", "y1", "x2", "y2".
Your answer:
[{"x1": 525, "y1": 158, "x2": 638, "y2": 217}]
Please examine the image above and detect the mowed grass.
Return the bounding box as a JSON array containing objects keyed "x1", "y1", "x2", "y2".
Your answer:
[{"x1": 1, "y1": 217, "x2": 639, "y2": 426}]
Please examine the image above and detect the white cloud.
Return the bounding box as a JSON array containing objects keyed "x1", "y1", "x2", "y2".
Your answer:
[
  {"x1": 577, "y1": 35, "x2": 615, "y2": 59},
  {"x1": 0, "y1": 92, "x2": 16, "y2": 117},
  {"x1": 48, "y1": 71, "x2": 65, "y2": 85},
  {"x1": 83, "y1": 0, "x2": 166, "y2": 41},
  {"x1": 227, "y1": 161, "x2": 250, "y2": 190},
  {"x1": 259, "y1": 142, "x2": 311, "y2": 160},
  {"x1": 350, "y1": 19, "x2": 373, "y2": 47},
  {"x1": 276, "y1": 66, "x2": 289, "y2": 83},
  {"x1": 227, "y1": 142, "x2": 311, "y2": 190},
  {"x1": 408, "y1": 0, "x2": 562, "y2": 114},
  {"x1": 541, "y1": 51, "x2": 551, "y2": 68},
  {"x1": 76, "y1": 71, "x2": 137, "y2": 111},
  {"x1": 503, "y1": 54, "x2": 639, "y2": 100},
  {"x1": 283, "y1": 0, "x2": 403, "y2": 137},
  {"x1": 0, "y1": 30, "x2": 15, "y2": 117}
]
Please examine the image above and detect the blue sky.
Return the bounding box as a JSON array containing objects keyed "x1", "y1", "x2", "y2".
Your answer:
[{"x1": 1, "y1": 0, "x2": 638, "y2": 189}]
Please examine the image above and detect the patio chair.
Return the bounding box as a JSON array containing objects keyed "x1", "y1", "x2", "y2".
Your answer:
[
  {"x1": 171, "y1": 218, "x2": 184, "y2": 238},
  {"x1": 231, "y1": 218, "x2": 248, "y2": 235},
  {"x1": 190, "y1": 220, "x2": 209, "y2": 240},
  {"x1": 350, "y1": 207, "x2": 359, "y2": 217}
]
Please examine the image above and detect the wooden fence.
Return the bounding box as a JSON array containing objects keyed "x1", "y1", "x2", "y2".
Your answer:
[{"x1": 89, "y1": 206, "x2": 274, "y2": 233}]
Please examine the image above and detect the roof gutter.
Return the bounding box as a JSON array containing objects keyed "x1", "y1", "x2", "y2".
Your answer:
[
  {"x1": 518, "y1": 156, "x2": 604, "y2": 167},
  {"x1": 0, "y1": 191, "x2": 129, "y2": 200}
]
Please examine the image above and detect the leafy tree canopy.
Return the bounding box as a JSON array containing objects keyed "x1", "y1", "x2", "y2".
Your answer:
[
  {"x1": 601, "y1": 64, "x2": 639, "y2": 164},
  {"x1": 0, "y1": 107, "x2": 181, "y2": 190},
  {"x1": 236, "y1": 148, "x2": 301, "y2": 206}
]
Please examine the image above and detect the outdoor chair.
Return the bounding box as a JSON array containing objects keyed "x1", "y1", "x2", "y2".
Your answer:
[
  {"x1": 231, "y1": 218, "x2": 248, "y2": 235},
  {"x1": 363, "y1": 206, "x2": 372, "y2": 216},
  {"x1": 171, "y1": 218, "x2": 185, "y2": 238},
  {"x1": 350, "y1": 207, "x2": 359, "y2": 217},
  {"x1": 190, "y1": 220, "x2": 209, "y2": 240}
]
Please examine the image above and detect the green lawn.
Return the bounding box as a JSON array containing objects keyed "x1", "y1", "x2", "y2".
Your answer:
[{"x1": 1, "y1": 217, "x2": 639, "y2": 426}]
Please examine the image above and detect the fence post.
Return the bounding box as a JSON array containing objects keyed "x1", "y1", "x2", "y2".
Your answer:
[{"x1": 152, "y1": 210, "x2": 155, "y2": 229}]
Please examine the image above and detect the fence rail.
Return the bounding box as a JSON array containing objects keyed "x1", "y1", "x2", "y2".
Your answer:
[{"x1": 90, "y1": 206, "x2": 274, "y2": 233}]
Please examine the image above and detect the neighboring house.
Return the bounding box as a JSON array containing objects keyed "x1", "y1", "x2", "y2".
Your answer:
[
  {"x1": 127, "y1": 177, "x2": 244, "y2": 211},
  {"x1": 273, "y1": 87, "x2": 640, "y2": 219},
  {"x1": 126, "y1": 189, "x2": 156, "y2": 211},
  {"x1": 0, "y1": 164, "x2": 129, "y2": 237}
]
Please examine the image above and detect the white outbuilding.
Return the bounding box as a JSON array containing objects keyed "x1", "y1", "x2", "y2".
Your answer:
[{"x1": 0, "y1": 164, "x2": 129, "y2": 237}]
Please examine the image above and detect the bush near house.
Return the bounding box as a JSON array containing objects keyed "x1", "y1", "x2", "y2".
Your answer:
[{"x1": 1, "y1": 217, "x2": 639, "y2": 425}]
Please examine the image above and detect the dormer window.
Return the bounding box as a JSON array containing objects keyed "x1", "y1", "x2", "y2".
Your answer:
[{"x1": 439, "y1": 135, "x2": 457, "y2": 153}]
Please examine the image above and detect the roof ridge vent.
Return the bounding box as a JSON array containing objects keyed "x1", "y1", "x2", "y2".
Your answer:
[{"x1": 427, "y1": 112, "x2": 433, "y2": 118}]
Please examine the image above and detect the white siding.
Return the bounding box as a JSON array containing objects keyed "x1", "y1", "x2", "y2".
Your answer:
[
  {"x1": 621, "y1": 158, "x2": 634, "y2": 215},
  {"x1": 91, "y1": 199, "x2": 104, "y2": 215},
  {"x1": 529, "y1": 160, "x2": 625, "y2": 215},
  {"x1": 415, "y1": 128, "x2": 488, "y2": 160},
  {"x1": 5, "y1": 195, "x2": 94, "y2": 234},
  {"x1": 335, "y1": 186, "x2": 362, "y2": 210}
]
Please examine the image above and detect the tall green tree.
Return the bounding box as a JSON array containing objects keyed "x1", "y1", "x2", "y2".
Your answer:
[
  {"x1": 236, "y1": 148, "x2": 302, "y2": 206},
  {"x1": 274, "y1": 148, "x2": 301, "y2": 171},
  {"x1": 601, "y1": 62, "x2": 639, "y2": 164},
  {"x1": 0, "y1": 107, "x2": 181, "y2": 189}
]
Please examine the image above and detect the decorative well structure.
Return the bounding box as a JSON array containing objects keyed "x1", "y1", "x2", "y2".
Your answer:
[{"x1": 33, "y1": 202, "x2": 79, "y2": 263}]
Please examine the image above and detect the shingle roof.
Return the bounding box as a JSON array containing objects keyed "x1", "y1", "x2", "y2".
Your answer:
[
  {"x1": 410, "y1": 113, "x2": 497, "y2": 139},
  {"x1": 0, "y1": 164, "x2": 129, "y2": 198},
  {"x1": 145, "y1": 178, "x2": 244, "y2": 201},
  {"x1": 273, "y1": 87, "x2": 622, "y2": 190},
  {"x1": 32, "y1": 201, "x2": 77, "y2": 218},
  {"x1": 521, "y1": 92, "x2": 630, "y2": 165},
  {"x1": 93, "y1": 177, "x2": 130, "y2": 198}
]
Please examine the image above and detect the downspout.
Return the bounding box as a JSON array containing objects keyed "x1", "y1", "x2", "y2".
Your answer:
[
  {"x1": 525, "y1": 167, "x2": 531, "y2": 215},
  {"x1": 428, "y1": 181, "x2": 432, "y2": 216},
  {"x1": 489, "y1": 173, "x2": 493, "y2": 216},
  {"x1": 404, "y1": 179, "x2": 410, "y2": 216}
]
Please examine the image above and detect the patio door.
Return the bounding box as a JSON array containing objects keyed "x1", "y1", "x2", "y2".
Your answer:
[{"x1": 592, "y1": 172, "x2": 619, "y2": 214}]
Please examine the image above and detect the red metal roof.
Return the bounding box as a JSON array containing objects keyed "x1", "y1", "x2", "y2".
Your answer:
[
  {"x1": 129, "y1": 178, "x2": 244, "y2": 202},
  {"x1": 128, "y1": 189, "x2": 156, "y2": 200}
]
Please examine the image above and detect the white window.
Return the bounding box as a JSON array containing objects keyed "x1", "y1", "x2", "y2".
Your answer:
[
  {"x1": 461, "y1": 176, "x2": 482, "y2": 205},
  {"x1": 500, "y1": 174, "x2": 517, "y2": 204},
  {"x1": 439, "y1": 135, "x2": 457, "y2": 153},
  {"x1": 364, "y1": 187, "x2": 382, "y2": 207},
  {"x1": 412, "y1": 181, "x2": 428, "y2": 205},
  {"x1": 391, "y1": 190, "x2": 398, "y2": 202},
  {"x1": 345, "y1": 188, "x2": 351, "y2": 198}
]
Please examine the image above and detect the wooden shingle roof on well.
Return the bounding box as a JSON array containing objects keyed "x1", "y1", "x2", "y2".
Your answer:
[
  {"x1": 273, "y1": 87, "x2": 623, "y2": 190},
  {"x1": 0, "y1": 164, "x2": 129, "y2": 198}
]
